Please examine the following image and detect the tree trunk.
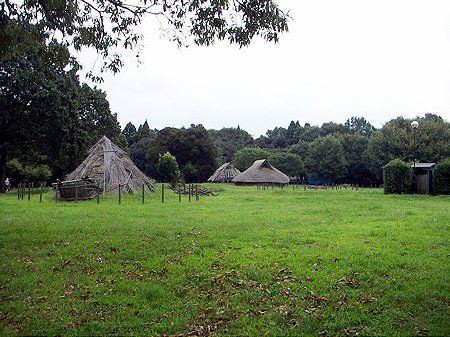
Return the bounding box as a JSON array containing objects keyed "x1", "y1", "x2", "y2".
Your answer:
[{"x1": 0, "y1": 147, "x2": 7, "y2": 193}]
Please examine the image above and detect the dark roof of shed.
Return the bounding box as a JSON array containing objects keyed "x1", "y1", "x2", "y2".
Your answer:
[{"x1": 411, "y1": 162, "x2": 436, "y2": 169}]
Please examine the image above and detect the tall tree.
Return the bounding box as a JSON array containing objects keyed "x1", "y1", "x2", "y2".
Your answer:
[
  {"x1": 0, "y1": 21, "x2": 125, "y2": 185},
  {"x1": 122, "y1": 122, "x2": 137, "y2": 146},
  {"x1": 345, "y1": 116, "x2": 375, "y2": 137},
  {"x1": 305, "y1": 135, "x2": 348, "y2": 182},
  {"x1": 268, "y1": 151, "x2": 305, "y2": 178},
  {"x1": 233, "y1": 147, "x2": 269, "y2": 171},
  {"x1": 365, "y1": 115, "x2": 450, "y2": 180},
  {"x1": 146, "y1": 125, "x2": 217, "y2": 182},
  {"x1": 209, "y1": 127, "x2": 254, "y2": 164}
]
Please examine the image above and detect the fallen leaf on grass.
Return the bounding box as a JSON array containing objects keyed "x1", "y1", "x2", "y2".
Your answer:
[
  {"x1": 83, "y1": 267, "x2": 95, "y2": 275},
  {"x1": 356, "y1": 297, "x2": 376, "y2": 304},
  {"x1": 0, "y1": 312, "x2": 12, "y2": 322},
  {"x1": 414, "y1": 327, "x2": 429, "y2": 336},
  {"x1": 19, "y1": 257, "x2": 33, "y2": 263},
  {"x1": 305, "y1": 291, "x2": 328, "y2": 304},
  {"x1": 338, "y1": 277, "x2": 358, "y2": 286}
]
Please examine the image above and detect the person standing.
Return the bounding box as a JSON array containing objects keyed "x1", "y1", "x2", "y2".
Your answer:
[{"x1": 4, "y1": 178, "x2": 10, "y2": 192}]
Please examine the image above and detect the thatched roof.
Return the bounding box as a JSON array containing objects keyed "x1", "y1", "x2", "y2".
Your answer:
[
  {"x1": 66, "y1": 136, "x2": 154, "y2": 193},
  {"x1": 232, "y1": 159, "x2": 289, "y2": 185},
  {"x1": 207, "y1": 162, "x2": 241, "y2": 182}
]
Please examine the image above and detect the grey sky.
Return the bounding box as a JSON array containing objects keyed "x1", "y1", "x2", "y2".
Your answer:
[{"x1": 82, "y1": 0, "x2": 450, "y2": 137}]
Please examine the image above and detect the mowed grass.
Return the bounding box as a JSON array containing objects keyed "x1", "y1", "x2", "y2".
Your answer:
[{"x1": 0, "y1": 185, "x2": 449, "y2": 336}]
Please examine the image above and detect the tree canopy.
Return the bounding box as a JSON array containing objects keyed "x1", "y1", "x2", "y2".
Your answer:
[{"x1": 1, "y1": 0, "x2": 289, "y2": 79}]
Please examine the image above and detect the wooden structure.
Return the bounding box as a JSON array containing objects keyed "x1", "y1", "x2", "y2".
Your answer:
[
  {"x1": 207, "y1": 162, "x2": 241, "y2": 183},
  {"x1": 232, "y1": 159, "x2": 289, "y2": 186},
  {"x1": 412, "y1": 162, "x2": 435, "y2": 194},
  {"x1": 66, "y1": 136, "x2": 154, "y2": 194},
  {"x1": 169, "y1": 184, "x2": 219, "y2": 196},
  {"x1": 52, "y1": 178, "x2": 100, "y2": 201}
]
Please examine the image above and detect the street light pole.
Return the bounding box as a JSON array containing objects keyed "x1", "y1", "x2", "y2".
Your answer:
[{"x1": 411, "y1": 120, "x2": 419, "y2": 192}]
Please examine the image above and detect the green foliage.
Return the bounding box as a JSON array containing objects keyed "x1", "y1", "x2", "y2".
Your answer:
[
  {"x1": 146, "y1": 125, "x2": 217, "y2": 183},
  {"x1": 340, "y1": 133, "x2": 372, "y2": 184},
  {"x1": 23, "y1": 164, "x2": 52, "y2": 182},
  {"x1": 382, "y1": 159, "x2": 412, "y2": 194},
  {"x1": 208, "y1": 127, "x2": 254, "y2": 164},
  {"x1": 6, "y1": 158, "x2": 24, "y2": 184},
  {"x1": 366, "y1": 115, "x2": 450, "y2": 181},
  {"x1": 289, "y1": 141, "x2": 310, "y2": 160},
  {"x1": 122, "y1": 122, "x2": 137, "y2": 146},
  {"x1": 268, "y1": 151, "x2": 305, "y2": 177},
  {"x1": 233, "y1": 147, "x2": 269, "y2": 171},
  {"x1": 3, "y1": 1, "x2": 289, "y2": 79},
  {"x1": 306, "y1": 135, "x2": 348, "y2": 181},
  {"x1": 0, "y1": 28, "x2": 125, "y2": 180},
  {"x1": 433, "y1": 158, "x2": 450, "y2": 195},
  {"x1": 345, "y1": 116, "x2": 375, "y2": 137},
  {"x1": 157, "y1": 152, "x2": 181, "y2": 186}
]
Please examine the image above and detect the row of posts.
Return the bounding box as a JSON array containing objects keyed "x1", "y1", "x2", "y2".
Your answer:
[
  {"x1": 17, "y1": 182, "x2": 46, "y2": 202},
  {"x1": 119, "y1": 183, "x2": 201, "y2": 204},
  {"x1": 256, "y1": 183, "x2": 362, "y2": 191}
]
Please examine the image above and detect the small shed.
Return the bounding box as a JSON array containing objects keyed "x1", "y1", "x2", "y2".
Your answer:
[{"x1": 412, "y1": 162, "x2": 435, "y2": 194}]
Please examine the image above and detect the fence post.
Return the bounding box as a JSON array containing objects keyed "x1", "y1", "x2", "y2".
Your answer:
[
  {"x1": 75, "y1": 184, "x2": 78, "y2": 202},
  {"x1": 118, "y1": 184, "x2": 121, "y2": 204},
  {"x1": 178, "y1": 184, "x2": 181, "y2": 203},
  {"x1": 188, "y1": 184, "x2": 191, "y2": 202},
  {"x1": 18, "y1": 182, "x2": 21, "y2": 200},
  {"x1": 195, "y1": 184, "x2": 199, "y2": 201},
  {"x1": 39, "y1": 182, "x2": 43, "y2": 202},
  {"x1": 162, "y1": 183, "x2": 165, "y2": 203},
  {"x1": 142, "y1": 184, "x2": 145, "y2": 204},
  {"x1": 27, "y1": 183, "x2": 31, "y2": 201}
]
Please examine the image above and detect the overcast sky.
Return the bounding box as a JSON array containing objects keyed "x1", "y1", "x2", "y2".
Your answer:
[{"x1": 82, "y1": 0, "x2": 450, "y2": 137}]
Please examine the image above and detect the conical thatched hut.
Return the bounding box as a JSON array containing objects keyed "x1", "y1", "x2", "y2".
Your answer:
[
  {"x1": 232, "y1": 159, "x2": 289, "y2": 185},
  {"x1": 66, "y1": 136, "x2": 154, "y2": 193},
  {"x1": 208, "y1": 162, "x2": 241, "y2": 183}
]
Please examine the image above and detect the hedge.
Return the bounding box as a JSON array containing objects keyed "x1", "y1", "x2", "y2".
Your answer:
[
  {"x1": 433, "y1": 158, "x2": 450, "y2": 195},
  {"x1": 383, "y1": 159, "x2": 412, "y2": 194}
]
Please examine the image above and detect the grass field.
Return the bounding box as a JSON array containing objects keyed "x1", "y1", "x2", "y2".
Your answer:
[{"x1": 0, "y1": 185, "x2": 449, "y2": 336}]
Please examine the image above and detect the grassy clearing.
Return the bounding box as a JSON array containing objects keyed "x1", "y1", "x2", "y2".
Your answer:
[{"x1": 0, "y1": 185, "x2": 449, "y2": 336}]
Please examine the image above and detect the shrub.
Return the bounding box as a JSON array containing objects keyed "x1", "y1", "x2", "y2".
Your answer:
[
  {"x1": 383, "y1": 159, "x2": 412, "y2": 194},
  {"x1": 24, "y1": 164, "x2": 52, "y2": 182},
  {"x1": 433, "y1": 158, "x2": 450, "y2": 195},
  {"x1": 157, "y1": 152, "x2": 181, "y2": 186}
]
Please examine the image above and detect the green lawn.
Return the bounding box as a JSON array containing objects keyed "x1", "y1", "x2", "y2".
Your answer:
[{"x1": 0, "y1": 185, "x2": 449, "y2": 336}]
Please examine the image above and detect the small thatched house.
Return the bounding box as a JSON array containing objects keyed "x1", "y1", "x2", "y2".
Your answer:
[
  {"x1": 208, "y1": 162, "x2": 241, "y2": 183},
  {"x1": 66, "y1": 136, "x2": 154, "y2": 193},
  {"x1": 232, "y1": 159, "x2": 289, "y2": 185}
]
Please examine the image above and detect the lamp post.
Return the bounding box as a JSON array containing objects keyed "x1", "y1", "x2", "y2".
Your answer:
[{"x1": 411, "y1": 120, "x2": 419, "y2": 191}]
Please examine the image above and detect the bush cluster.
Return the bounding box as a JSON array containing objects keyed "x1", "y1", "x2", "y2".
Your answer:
[
  {"x1": 433, "y1": 158, "x2": 450, "y2": 195},
  {"x1": 383, "y1": 159, "x2": 412, "y2": 194}
]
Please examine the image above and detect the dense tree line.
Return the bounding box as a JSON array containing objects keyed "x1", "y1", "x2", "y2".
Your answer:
[
  {"x1": 0, "y1": 21, "x2": 125, "y2": 187},
  {"x1": 228, "y1": 115, "x2": 449, "y2": 185},
  {"x1": 122, "y1": 114, "x2": 448, "y2": 185}
]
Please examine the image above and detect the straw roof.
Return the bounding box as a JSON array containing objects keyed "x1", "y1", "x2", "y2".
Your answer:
[
  {"x1": 66, "y1": 136, "x2": 154, "y2": 193},
  {"x1": 232, "y1": 159, "x2": 289, "y2": 185},
  {"x1": 207, "y1": 162, "x2": 241, "y2": 182}
]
